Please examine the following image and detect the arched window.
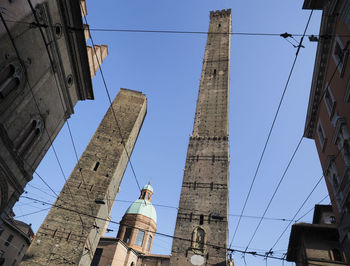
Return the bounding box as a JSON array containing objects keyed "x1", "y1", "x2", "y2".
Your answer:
[
  {"x1": 0, "y1": 61, "x2": 24, "y2": 99},
  {"x1": 192, "y1": 227, "x2": 205, "y2": 251},
  {"x1": 14, "y1": 117, "x2": 44, "y2": 156}
]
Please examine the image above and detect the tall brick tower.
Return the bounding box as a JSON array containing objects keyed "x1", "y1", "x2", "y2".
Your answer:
[
  {"x1": 170, "y1": 9, "x2": 231, "y2": 266},
  {"x1": 22, "y1": 89, "x2": 147, "y2": 265}
]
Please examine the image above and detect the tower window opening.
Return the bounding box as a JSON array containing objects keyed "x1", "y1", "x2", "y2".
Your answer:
[
  {"x1": 218, "y1": 24, "x2": 221, "y2": 28},
  {"x1": 123, "y1": 228, "x2": 132, "y2": 243},
  {"x1": 200, "y1": 215, "x2": 204, "y2": 225},
  {"x1": 93, "y1": 162, "x2": 100, "y2": 171},
  {"x1": 135, "y1": 230, "x2": 145, "y2": 246},
  {"x1": 147, "y1": 235, "x2": 152, "y2": 251},
  {"x1": 5, "y1": 234, "x2": 13, "y2": 246},
  {"x1": 213, "y1": 69, "x2": 216, "y2": 77}
]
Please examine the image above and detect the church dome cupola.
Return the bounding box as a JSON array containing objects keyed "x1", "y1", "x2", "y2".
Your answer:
[
  {"x1": 117, "y1": 182, "x2": 157, "y2": 255},
  {"x1": 140, "y1": 182, "x2": 154, "y2": 201}
]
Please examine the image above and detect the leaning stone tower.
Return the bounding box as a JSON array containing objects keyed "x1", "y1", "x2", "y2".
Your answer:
[
  {"x1": 22, "y1": 89, "x2": 147, "y2": 265},
  {"x1": 170, "y1": 9, "x2": 231, "y2": 266}
]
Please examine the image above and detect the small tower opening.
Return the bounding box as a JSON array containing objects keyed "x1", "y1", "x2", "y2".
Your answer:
[
  {"x1": 200, "y1": 215, "x2": 204, "y2": 225},
  {"x1": 93, "y1": 162, "x2": 100, "y2": 171}
]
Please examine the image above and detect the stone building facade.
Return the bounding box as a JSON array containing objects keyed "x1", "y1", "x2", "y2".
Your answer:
[
  {"x1": 22, "y1": 89, "x2": 147, "y2": 265},
  {"x1": 287, "y1": 205, "x2": 347, "y2": 265},
  {"x1": 0, "y1": 0, "x2": 107, "y2": 225},
  {"x1": 0, "y1": 212, "x2": 34, "y2": 266},
  {"x1": 170, "y1": 9, "x2": 231, "y2": 266},
  {"x1": 302, "y1": 0, "x2": 350, "y2": 260}
]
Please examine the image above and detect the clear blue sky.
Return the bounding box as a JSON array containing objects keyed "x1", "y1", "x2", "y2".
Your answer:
[{"x1": 14, "y1": 1, "x2": 328, "y2": 265}]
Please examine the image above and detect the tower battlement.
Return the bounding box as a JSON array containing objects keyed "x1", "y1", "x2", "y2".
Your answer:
[{"x1": 210, "y1": 9, "x2": 231, "y2": 18}]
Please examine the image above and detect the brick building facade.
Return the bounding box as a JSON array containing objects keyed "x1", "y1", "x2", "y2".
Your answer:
[
  {"x1": 287, "y1": 205, "x2": 347, "y2": 265},
  {"x1": 303, "y1": 0, "x2": 350, "y2": 260}
]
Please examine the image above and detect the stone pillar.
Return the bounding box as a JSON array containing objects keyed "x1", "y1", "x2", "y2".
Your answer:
[
  {"x1": 22, "y1": 89, "x2": 147, "y2": 265},
  {"x1": 170, "y1": 9, "x2": 231, "y2": 266}
]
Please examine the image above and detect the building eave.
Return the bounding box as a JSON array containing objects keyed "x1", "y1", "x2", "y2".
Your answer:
[
  {"x1": 3, "y1": 218, "x2": 32, "y2": 245},
  {"x1": 287, "y1": 222, "x2": 339, "y2": 262},
  {"x1": 304, "y1": 7, "x2": 336, "y2": 139}
]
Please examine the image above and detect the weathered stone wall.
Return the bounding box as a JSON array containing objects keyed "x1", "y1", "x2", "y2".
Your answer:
[
  {"x1": 0, "y1": 0, "x2": 94, "y2": 219},
  {"x1": 170, "y1": 9, "x2": 231, "y2": 266},
  {"x1": 22, "y1": 89, "x2": 147, "y2": 265}
]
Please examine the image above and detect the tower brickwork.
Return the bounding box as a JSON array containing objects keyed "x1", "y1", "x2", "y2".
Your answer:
[
  {"x1": 170, "y1": 9, "x2": 231, "y2": 266},
  {"x1": 22, "y1": 89, "x2": 147, "y2": 265}
]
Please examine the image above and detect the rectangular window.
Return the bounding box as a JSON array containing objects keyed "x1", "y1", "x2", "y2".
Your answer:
[
  {"x1": 324, "y1": 85, "x2": 336, "y2": 117},
  {"x1": 5, "y1": 234, "x2": 13, "y2": 246},
  {"x1": 18, "y1": 244, "x2": 25, "y2": 255},
  {"x1": 123, "y1": 228, "x2": 132, "y2": 243},
  {"x1": 332, "y1": 36, "x2": 348, "y2": 76},
  {"x1": 135, "y1": 230, "x2": 145, "y2": 246},
  {"x1": 317, "y1": 120, "x2": 326, "y2": 151},
  {"x1": 91, "y1": 248, "x2": 103, "y2": 266},
  {"x1": 147, "y1": 235, "x2": 152, "y2": 251}
]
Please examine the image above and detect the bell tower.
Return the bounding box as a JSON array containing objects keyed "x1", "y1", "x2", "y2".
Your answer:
[{"x1": 170, "y1": 9, "x2": 231, "y2": 266}]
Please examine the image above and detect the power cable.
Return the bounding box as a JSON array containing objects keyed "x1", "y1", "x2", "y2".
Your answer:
[
  {"x1": 0, "y1": 10, "x2": 86, "y2": 229},
  {"x1": 15, "y1": 207, "x2": 51, "y2": 218},
  {"x1": 20, "y1": 195, "x2": 292, "y2": 262},
  {"x1": 295, "y1": 194, "x2": 329, "y2": 222},
  {"x1": 18, "y1": 193, "x2": 334, "y2": 266},
  {"x1": 229, "y1": 10, "x2": 314, "y2": 248},
  {"x1": 266, "y1": 36, "x2": 349, "y2": 253},
  {"x1": 80, "y1": 3, "x2": 144, "y2": 195},
  {"x1": 3, "y1": 18, "x2": 350, "y2": 38},
  {"x1": 26, "y1": 0, "x2": 91, "y2": 200}
]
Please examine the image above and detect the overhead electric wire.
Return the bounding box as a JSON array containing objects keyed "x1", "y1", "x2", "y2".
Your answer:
[
  {"x1": 266, "y1": 46, "x2": 347, "y2": 254},
  {"x1": 21, "y1": 189, "x2": 299, "y2": 223},
  {"x1": 1, "y1": 6, "x2": 86, "y2": 229},
  {"x1": 24, "y1": 0, "x2": 92, "y2": 229},
  {"x1": 80, "y1": 3, "x2": 144, "y2": 194},
  {"x1": 19, "y1": 195, "x2": 295, "y2": 262},
  {"x1": 295, "y1": 194, "x2": 329, "y2": 222},
  {"x1": 20, "y1": 195, "x2": 335, "y2": 266},
  {"x1": 26, "y1": 0, "x2": 91, "y2": 200},
  {"x1": 15, "y1": 207, "x2": 51, "y2": 218},
  {"x1": 229, "y1": 10, "x2": 314, "y2": 249},
  {"x1": 3, "y1": 18, "x2": 350, "y2": 39}
]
